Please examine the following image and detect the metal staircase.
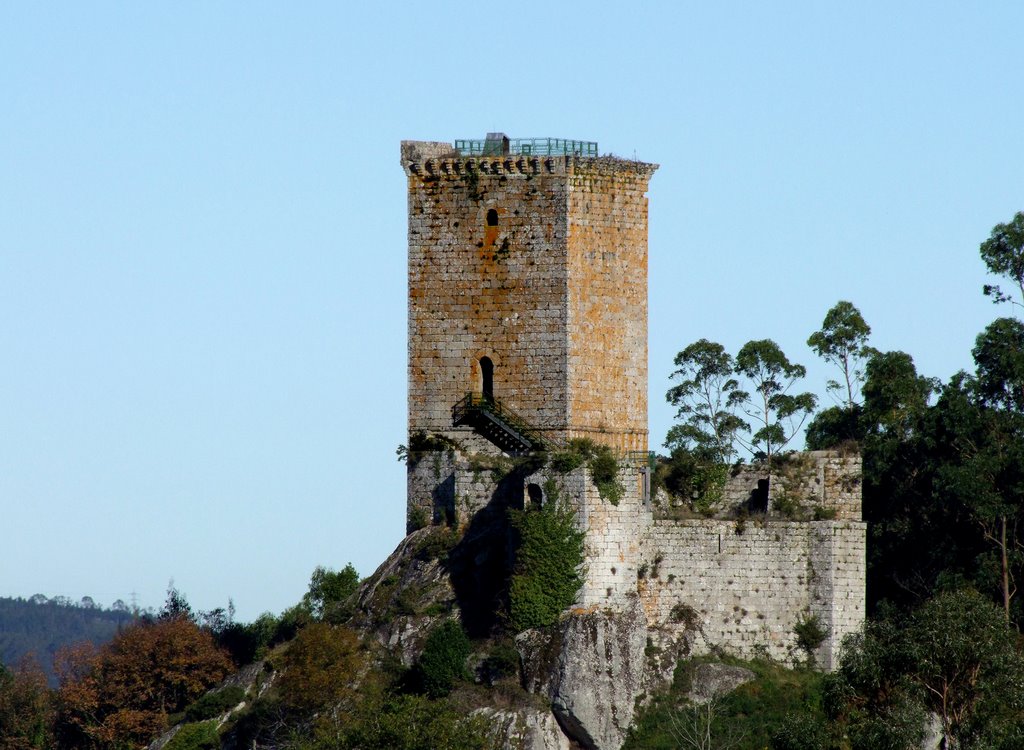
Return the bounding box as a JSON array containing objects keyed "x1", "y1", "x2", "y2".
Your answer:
[{"x1": 451, "y1": 393, "x2": 555, "y2": 454}]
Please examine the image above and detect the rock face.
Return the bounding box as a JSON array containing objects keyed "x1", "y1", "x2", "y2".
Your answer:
[
  {"x1": 542, "y1": 599, "x2": 648, "y2": 750},
  {"x1": 480, "y1": 709, "x2": 574, "y2": 750},
  {"x1": 688, "y1": 663, "x2": 755, "y2": 705}
]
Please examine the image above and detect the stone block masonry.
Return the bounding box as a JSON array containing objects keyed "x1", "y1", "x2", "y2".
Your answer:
[
  {"x1": 406, "y1": 445, "x2": 866, "y2": 671},
  {"x1": 400, "y1": 135, "x2": 865, "y2": 678},
  {"x1": 403, "y1": 140, "x2": 657, "y2": 452},
  {"x1": 640, "y1": 518, "x2": 865, "y2": 670}
]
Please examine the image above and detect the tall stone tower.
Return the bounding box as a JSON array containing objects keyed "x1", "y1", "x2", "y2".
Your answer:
[{"x1": 401, "y1": 135, "x2": 658, "y2": 454}]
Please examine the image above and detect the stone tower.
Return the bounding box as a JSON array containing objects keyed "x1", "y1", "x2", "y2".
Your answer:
[{"x1": 401, "y1": 135, "x2": 658, "y2": 454}]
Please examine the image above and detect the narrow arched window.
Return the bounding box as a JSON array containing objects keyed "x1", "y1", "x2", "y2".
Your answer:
[
  {"x1": 480, "y1": 356, "x2": 494, "y2": 402},
  {"x1": 527, "y1": 483, "x2": 543, "y2": 509},
  {"x1": 486, "y1": 208, "x2": 499, "y2": 227}
]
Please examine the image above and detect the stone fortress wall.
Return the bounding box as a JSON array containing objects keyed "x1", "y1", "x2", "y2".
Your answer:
[
  {"x1": 402, "y1": 135, "x2": 865, "y2": 674},
  {"x1": 408, "y1": 448, "x2": 865, "y2": 670}
]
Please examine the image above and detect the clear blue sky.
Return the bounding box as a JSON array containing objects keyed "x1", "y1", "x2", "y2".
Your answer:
[{"x1": 2, "y1": 2, "x2": 1021, "y2": 621}]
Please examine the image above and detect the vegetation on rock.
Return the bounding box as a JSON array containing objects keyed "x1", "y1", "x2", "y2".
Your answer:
[{"x1": 508, "y1": 495, "x2": 586, "y2": 632}]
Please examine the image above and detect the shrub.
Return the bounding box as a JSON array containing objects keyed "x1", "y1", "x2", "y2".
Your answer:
[
  {"x1": 550, "y1": 449, "x2": 586, "y2": 473},
  {"x1": 589, "y1": 445, "x2": 623, "y2": 505},
  {"x1": 342, "y1": 693, "x2": 496, "y2": 750},
  {"x1": 770, "y1": 713, "x2": 830, "y2": 750},
  {"x1": 407, "y1": 505, "x2": 429, "y2": 531},
  {"x1": 413, "y1": 620, "x2": 471, "y2": 698},
  {"x1": 277, "y1": 623, "x2": 365, "y2": 716},
  {"x1": 508, "y1": 500, "x2": 586, "y2": 632},
  {"x1": 657, "y1": 448, "x2": 728, "y2": 513},
  {"x1": 481, "y1": 641, "x2": 520, "y2": 685},
  {"x1": 164, "y1": 721, "x2": 219, "y2": 750},
  {"x1": 794, "y1": 614, "x2": 828, "y2": 661},
  {"x1": 302, "y1": 564, "x2": 359, "y2": 623},
  {"x1": 184, "y1": 685, "x2": 246, "y2": 722}
]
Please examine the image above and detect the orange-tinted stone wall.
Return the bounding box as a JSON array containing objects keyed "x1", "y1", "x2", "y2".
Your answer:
[
  {"x1": 567, "y1": 162, "x2": 654, "y2": 451},
  {"x1": 402, "y1": 142, "x2": 656, "y2": 450}
]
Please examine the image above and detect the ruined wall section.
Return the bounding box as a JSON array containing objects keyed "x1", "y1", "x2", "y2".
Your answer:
[
  {"x1": 639, "y1": 518, "x2": 865, "y2": 670},
  {"x1": 566, "y1": 161, "x2": 656, "y2": 453},
  {"x1": 717, "y1": 451, "x2": 862, "y2": 521},
  {"x1": 573, "y1": 465, "x2": 652, "y2": 608},
  {"x1": 404, "y1": 146, "x2": 572, "y2": 445}
]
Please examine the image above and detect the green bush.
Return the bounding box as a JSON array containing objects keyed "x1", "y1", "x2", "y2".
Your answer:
[
  {"x1": 340, "y1": 693, "x2": 497, "y2": 750},
  {"x1": 624, "y1": 657, "x2": 828, "y2": 750},
  {"x1": 794, "y1": 614, "x2": 828, "y2": 661},
  {"x1": 481, "y1": 641, "x2": 520, "y2": 685},
  {"x1": 184, "y1": 685, "x2": 246, "y2": 722},
  {"x1": 508, "y1": 500, "x2": 585, "y2": 632},
  {"x1": 588, "y1": 445, "x2": 623, "y2": 505},
  {"x1": 413, "y1": 620, "x2": 471, "y2": 698},
  {"x1": 657, "y1": 449, "x2": 728, "y2": 513},
  {"x1": 302, "y1": 564, "x2": 360, "y2": 623},
  {"x1": 770, "y1": 713, "x2": 831, "y2": 750},
  {"x1": 550, "y1": 449, "x2": 586, "y2": 473},
  {"x1": 164, "y1": 721, "x2": 220, "y2": 750}
]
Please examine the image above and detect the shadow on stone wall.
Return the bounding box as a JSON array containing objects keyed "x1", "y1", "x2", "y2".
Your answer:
[{"x1": 447, "y1": 468, "x2": 532, "y2": 638}]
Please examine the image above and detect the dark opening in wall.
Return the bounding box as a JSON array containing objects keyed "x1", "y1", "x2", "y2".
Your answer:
[
  {"x1": 486, "y1": 208, "x2": 499, "y2": 227},
  {"x1": 748, "y1": 479, "x2": 769, "y2": 514},
  {"x1": 527, "y1": 483, "x2": 543, "y2": 508},
  {"x1": 480, "y1": 356, "x2": 494, "y2": 402}
]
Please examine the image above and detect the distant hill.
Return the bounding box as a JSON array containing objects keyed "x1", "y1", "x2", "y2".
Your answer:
[{"x1": 0, "y1": 595, "x2": 136, "y2": 685}]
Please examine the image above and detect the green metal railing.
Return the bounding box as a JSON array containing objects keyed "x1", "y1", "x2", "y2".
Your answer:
[
  {"x1": 454, "y1": 138, "x2": 598, "y2": 157},
  {"x1": 452, "y1": 392, "x2": 560, "y2": 452}
]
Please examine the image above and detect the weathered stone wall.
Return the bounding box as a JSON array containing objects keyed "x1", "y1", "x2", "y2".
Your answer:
[
  {"x1": 566, "y1": 164, "x2": 654, "y2": 452},
  {"x1": 404, "y1": 148, "x2": 571, "y2": 442},
  {"x1": 406, "y1": 451, "x2": 456, "y2": 533},
  {"x1": 574, "y1": 465, "x2": 651, "y2": 607},
  {"x1": 717, "y1": 451, "x2": 862, "y2": 521},
  {"x1": 402, "y1": 142, "x2": 656, "y2": 452},
  {"x1": 639, "y1": 518, "x2": 865, "y2": 670},
  {"x1": 408, "y1": 441, "x2": 866, "y2": 671}
]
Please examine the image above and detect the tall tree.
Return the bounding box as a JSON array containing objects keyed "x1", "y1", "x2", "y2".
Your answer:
[
  {"x1": 665, "y1": 339, "x2": 747, "y2": 461},
  {"x1": 861, "y1": 351, "x2": 936, "y2": 441},
  {"x1": 972, "y1": 317, "x2": 1024, "y2": 413},
  {"x1": 55, "y1": 617, "x2": 232, "y2": 749},
  {"x1": 828, "y1": 591, "x2": 1024, "y2": 749},
  {"x1": 807, "y1": 300, "x2": 875, "y2": 408},
  {"x1": 733, "y1": 339, "x2": 817, "y2": 464},
  {"x1": 0, "y1": 658, "x2": 54, "y2": 750},
  {"x1": 980, "y1": 211, "x2": 1024, "y2": 311}
]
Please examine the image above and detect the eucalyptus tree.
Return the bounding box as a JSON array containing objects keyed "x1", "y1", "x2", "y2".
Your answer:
[
  {"x1": 807, "y1": 300, "x2": 876, "y2": 408},
  {"x1": 980, "y1": 210, "x2": 1024, "y2": 311},
  {"x1": 665, "y1": 339, "x2": 748, "y2": 462},
  {"x1": 732, "y1": 339, "x2": 817, "y2": 465}
]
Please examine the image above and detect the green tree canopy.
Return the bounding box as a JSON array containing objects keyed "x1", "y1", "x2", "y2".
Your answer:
[
  {"x1": 665, "y1": 338, "x2": 747, "y2": 461},
  {"x1": 733, "y1": 339, "x2": 817, "y2": 463},
  {"x1": 302, "y1": 564, "x2": 360, "y2": 623},
  {"x1": 807, "y1": 300, "x2": 875, "y2": 408},
  {"x1": 980, "y1": 210, "x2": 1024, "y2": 310}
]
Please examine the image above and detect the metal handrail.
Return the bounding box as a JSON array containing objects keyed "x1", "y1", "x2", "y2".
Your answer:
[
  {"x1": 452, "y1": 392, "x2": 560, "y2": 451},
  {"x1": 454, "y1": 138, "x2": 598, "y2": 157}
]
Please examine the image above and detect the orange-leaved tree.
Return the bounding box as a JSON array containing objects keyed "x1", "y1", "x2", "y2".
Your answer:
[{"x1": 55, "y1": 617, "x2": 232, "y2": 750}]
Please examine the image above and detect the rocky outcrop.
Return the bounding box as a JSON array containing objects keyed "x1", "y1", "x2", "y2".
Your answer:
[
  {"x1": 516, "y1": 598, "x2": 648, "y2": 750},
  {"x1": 478, "y1": 708, "x2": 574, "y2": 750},
  {"x1": 688, "y1": 662, "x2": 754, "y2": 704},
  {"x1": 352, "y1": 527, "x2": 459, "y2": 665}
]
